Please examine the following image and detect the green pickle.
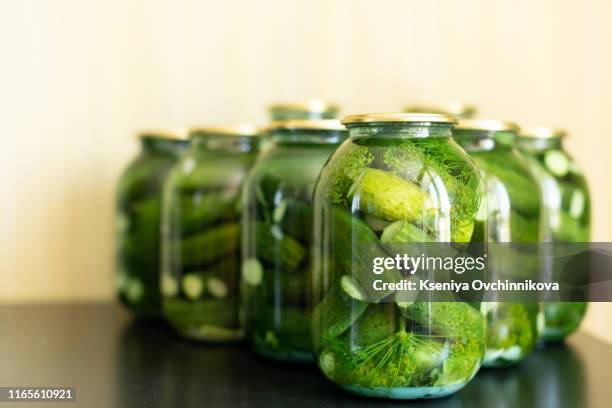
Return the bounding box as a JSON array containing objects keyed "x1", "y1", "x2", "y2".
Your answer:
[
  {"x1": 455, "y1": 120, "x2": 543, "y2": 367},
  {"x1": 161, "y1": 125, "x2": 260, "y2": 342},
  {"x1": 116, "y1": 129, "x2": 189, "y2": 319},
  {"x1": 242, "y1": 119, "x2": 348, "y2": 362},
  {"x1": 516, "y1": 127, "x2": 591, "y2": 342},
  {"x1": 311, "y1": 113, "x2": 486, "y2": 399}
]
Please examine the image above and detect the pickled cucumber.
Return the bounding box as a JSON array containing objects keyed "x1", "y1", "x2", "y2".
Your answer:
[
  {"x1": 253, "y1": 222, "x2": 306, "y2": 271},
  {"x1": 349, "y1": 168, "x2": 428, "y2": 222},
  {"x1": 331, "y1": 206, "x2": 402, "y2": 301},
  {"x1": 179, "y1": 223, "x2": 240, "y2": 268},
  {"x1": 311, "y1": 280, "x2": 368, "y2": 344}
]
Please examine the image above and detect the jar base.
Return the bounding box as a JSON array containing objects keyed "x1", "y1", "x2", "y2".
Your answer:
[{"x1": 341, "y1": 382, "x2": 467, "y2": 400}]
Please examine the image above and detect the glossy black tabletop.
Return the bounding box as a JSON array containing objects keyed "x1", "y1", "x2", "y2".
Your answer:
[{"x1": 0, "y1": 304, "x2": 610, "y2": 408}]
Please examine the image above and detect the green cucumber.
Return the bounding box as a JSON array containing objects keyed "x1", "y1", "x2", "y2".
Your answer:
[
  {"x1": 476, "y1": 157, "x2": 541, "y2": 216},
  {"x1": 311, "y1": 280, "x2": 368, "y2": 344},
  {"x1": 253, "y1": 222, "x2": 306, "y2": 271},
  {"x1": 179, "y1": 223, "x2": 239, "y2": 268},
  {"x1": 276, "y1": 199, "x2": 313, "y2": 243},
  {"x1": 349, "y1": 168, "x2": 429, "y2": 222},
  {"x1": 403, "y1": 301, "x2": 484, "y2": 340},
  {"x1": 182, "y1": 274, "x2": 205, "y2": 300},
  {"x1": 242, "y1": 258, "x2": 264, "y2": 286},
  {"x1": 380, "y1": 220, "x2": 432, "y2": 243},
  {"x1": 330, "y1": 207, "x2": 402, "y2": 301},
  {"x1": 544, "y1": 150, "x2": 570, "y2": 177},
  {"x1": 353, "y1": 303, "x2": 399, "y2": 346},
  {"x1": 177, "y1": 193, "x2": 237, "y2": 234}
]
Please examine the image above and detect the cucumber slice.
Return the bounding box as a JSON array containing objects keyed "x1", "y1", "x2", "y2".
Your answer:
[
  {"x1": 207, "y1": 277, "x2": 228, "y2": 299},
  {"x1": 380, "y1": 220, "x2": 431, "y2": 243},
  {"x1": 319, "y1": 351, "x2": 336, "y2": 377},
  {"x1": 544, "y1": 150, "x2": 570, "y2": 177},
  {"x1": 242, "y1": 258, "x2": 263, "y2": 286},
  {"x1": 340, "y1": 275, "x2": 365, "y2": 301},
  {"x1": 363, "y1": 215, "x2": 390, "y2": 232},
  {"x1": 125, "y1": 278, "x2": 144, "y2": 303},
  {"x1": 161, "y1": 274, "x2": 178, "y2": 297},
  {"x1": 569, "y1": 190, "x2": 585, "y2": 218},
  {"x1": 116, "y1": 269, "x2": 129, "y2": 292},
  {"x1": 182, "y1": 274, "x2": 204, "y2": 300},
  {"x1": 273, "y1": 199, "x2": 288, "y2": 223}
]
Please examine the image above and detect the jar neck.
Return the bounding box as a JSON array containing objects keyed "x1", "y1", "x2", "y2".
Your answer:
[
  {"x1": 454, "y1": 129, "x2": 516, "y2": 152},
  {"x1": 140, "y1": 137, "x2": 189, "y2": 156},
  {"x1": 191, "y1": 134, "x2": 259, "y2": 153},
  {"x1": 516, "y1": 136, "x2": 563, "y2": 152},
  {"x1": 270, "y1": 129, "x2": 347, "y2": 145},
  {"x1": 346, "y1": 123, "x2": 453, "y2": 139}
]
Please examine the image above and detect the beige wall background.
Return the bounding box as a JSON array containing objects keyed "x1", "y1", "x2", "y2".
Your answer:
[{"x1": 1, "y1": 0, "x2": 611, "y2": 343}]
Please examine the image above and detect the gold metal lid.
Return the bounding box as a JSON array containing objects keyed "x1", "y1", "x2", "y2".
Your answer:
[
  {"x1": 137, "y1": 128, "x2": 188, "y2": 141},
  {"x1": 189, "y1": 124, "x2": 260, "y2": 137},
  {"x1": 267, "y1": 119, "x2": 345, "y2": 132},
  {"x1": 404, "y1": 101, "x2": 477, "y2": 118},
  {"x1": 519, "y1": 126, "x2": 567, "y2": 139},
  {"x1": 269, "y1": 99, "x2": 339, "y2": 113},
  {"x1": 455, "y1": 119, "x2": 519, "y2": 132},
  {"x1": 342, "y1": 113, "x2": 457, "y2": 125}
]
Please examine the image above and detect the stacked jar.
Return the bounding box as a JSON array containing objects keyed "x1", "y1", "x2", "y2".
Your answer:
[
  {"x1": 116, "y1": 129, "x2": 189, "y2": 319},
  {"x1": 454, "y1": 120, "x2": 543, "y2": 366},
  {"x1": 311, "y1": 113, "x2": 486, "y2": 399},
  {"x1": 241, "y1": 119, "x2": 348, "y2": 362},
  {"x1": 161, "y1": 125, "x2": 260, "y2": 342},
  {"x1": 516, "y1": 127, "x2": 591, "y2": 342},
  {"x1": 268, "y1": 100, "x2": 339, "y2": 120}
]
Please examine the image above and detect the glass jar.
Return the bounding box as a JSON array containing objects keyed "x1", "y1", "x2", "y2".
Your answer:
[
  {"x1": 311, "y1": 113, "x2": 486, "y2": 399},
  {"x1": 161, "y1": 125, "x2": 260, "y2": 342},
  {"x1": 454, "y1": 120, "x2": 543, "y2": 367},
  {"x1": 241, "y1": 119, "x2": 348, "y2": 362},
  {"x1": 404, "y1": 101, "x2": 477, "y2": 119},
  {"x1": 268, "y1": 100, "x2": 339, "y2": 121},
  {"x1": 516, "y1": 127, "x2": 590, "y2": 342},
  {"x1": 116, "y1": 129, "x2": 189, "y2": 319}
]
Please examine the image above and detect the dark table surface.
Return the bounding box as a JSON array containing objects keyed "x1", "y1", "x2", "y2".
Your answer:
[{"x1": 0, "y1": 304, "x2": 611, "y2": 408}]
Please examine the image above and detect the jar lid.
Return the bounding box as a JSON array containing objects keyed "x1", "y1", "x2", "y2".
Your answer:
[
  {"x1": 342, "y1": 113, "x2": 457, "y2": 125},
  {"x1": 519, "y1": 126, "x2": 567, "y2": 139},
  {"x1": 456, "y1": 119, "x2": 519, "y2": 132},
  {"x1": 268, "y1": 100, "x2": 339, "y2": 113},
  {"x1": 189, "y1": 124, "x2": 260, "y2": 138},
  {"x1": 404, "y1": 101, "x2": 477, "y2": 118},
  {"x1": 267, "y1": 119, "x2": 346, "y2": 131},
  {"x1": 137, "y1": 128, "x2": 188, "y2": 141}
]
